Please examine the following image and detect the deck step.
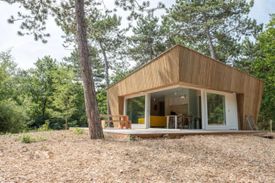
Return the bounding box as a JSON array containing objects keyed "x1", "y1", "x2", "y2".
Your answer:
[
  {"x1": 103, "y1": 129, "x2": 260, "y2": 141},
  {"x1": 255, "y1": 133, "x2": 274, "y2": 139}
]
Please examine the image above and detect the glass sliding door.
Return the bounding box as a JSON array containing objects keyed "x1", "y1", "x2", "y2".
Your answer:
[
  {"x1": 149, "y1": 87, "x2": 202, "y2": 129},
  {"x1": 207, "y1": 93, "x2": 226, "y2": 125},
  {"x1": 126, "y1": 96, "x2": 145, "y2": 125}
]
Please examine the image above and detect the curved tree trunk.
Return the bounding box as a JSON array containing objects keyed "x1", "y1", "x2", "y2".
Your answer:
[
  {"x1": 206, "y1": 27, "x2": 217, "y2": 60},
  {"x1": 98, "y1": 41, "x2": 111, "y2": 118},
  {"x1": 75, "y1": 0, "x2": 104, "y2": 139}
]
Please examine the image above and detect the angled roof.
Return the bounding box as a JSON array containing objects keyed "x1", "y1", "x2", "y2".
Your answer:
[{"x1": 108, "y1": 44, "x2": 261, "y2": 90}]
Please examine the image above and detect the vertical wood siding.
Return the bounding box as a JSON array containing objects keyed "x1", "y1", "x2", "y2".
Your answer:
[
  {"x1": 108, "y1": 46, "x2": 180, "y2": 115},
  {"x1": 178, "y1": 46, "x2": 263, "y2": 130}
]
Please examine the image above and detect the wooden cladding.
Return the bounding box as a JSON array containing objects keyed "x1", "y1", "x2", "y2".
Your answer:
[
  {"x1": 108, "y1": 46, "x2": 180, "y2": 116},
  {"x1": 112, "y1": 46, "x2": 180, "y2": 96},
  {"x1": 179, "y1": 47, "x2": 248, "y2": 93},
  {"x1": 178, "y1": 46, "x2": 263, "y2": 130},
  {"x1": 108, "y1": 45, "x2": 263, "y2": 130}
]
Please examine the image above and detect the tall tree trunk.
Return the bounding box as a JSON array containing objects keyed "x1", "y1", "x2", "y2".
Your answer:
[
  {"x1": 42, "y1": 97, "x2": 47, "y2": 121},
  {"x1": 206, "y1": 27, "x2": 217, "y2": 60},
  {"x1": 98, "y1": 41, "x2": 111, "y2": 118},
  {"x1": 75, "y1": 0, "x2": 104, "y2": 139},
  {"x1": 64, "y1": 116, "x2": 68, "y2": 130}
]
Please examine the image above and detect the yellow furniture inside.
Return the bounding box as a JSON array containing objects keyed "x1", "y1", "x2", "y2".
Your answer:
[{"x1": 138, "y1": 116, "x2": 166, "y2": 127}]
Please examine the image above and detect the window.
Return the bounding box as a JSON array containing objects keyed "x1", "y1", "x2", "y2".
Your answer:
[
  {"x1": 207, "y1": 93, "x2": 226, "y2": 125},
  {"x1": 126, "y1": 96, "x2": 145, "y2": 124}
]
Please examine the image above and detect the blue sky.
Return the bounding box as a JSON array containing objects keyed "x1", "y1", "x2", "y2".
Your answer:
[
  {"x1": 0, "y1": 0, "x2": 274, "y2": 69},
  {"x1": 249, "y1": 0, "x2": 275, "y2": 24}
]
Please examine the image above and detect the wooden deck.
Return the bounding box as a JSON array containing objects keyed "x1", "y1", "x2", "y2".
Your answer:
[{"x1": 103, "y1": 128, "x2": 260, "y2": 141}]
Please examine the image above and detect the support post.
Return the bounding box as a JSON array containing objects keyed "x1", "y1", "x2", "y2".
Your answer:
[
  {"x1": 145, "y1": 93, "x2": 151, "y2": 129},
  {"x1": 166, "y1": 116, "x2": 169, "y2": 129},
  {"x1": 270, "y1": 120, "x2": 273, "y2": 133},
  {"x1": 201, "y1": 90, "x2": 207, "y2": 130},
  {"x1": 175, "y1": 116, "x2": 178, "y2": 129},
  {"x1": 123, "y1": 98, "x2": 127, "y2": 115}
]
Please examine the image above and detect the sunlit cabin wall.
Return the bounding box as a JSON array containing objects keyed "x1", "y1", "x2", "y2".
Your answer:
[
  {"x1": 178, "y1": 46, "x2": 263, "y2": 130},
  {"x1": 108, "y1": 46, "x2": 180, "y2": 116}
]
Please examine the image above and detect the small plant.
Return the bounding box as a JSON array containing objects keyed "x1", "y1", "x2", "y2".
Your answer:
[
  {"x1": 20, "y1": 134, "x2": 35, "y2": 143},
  {"x1": 73, "y1": 128, "x2": 84, "y2": 135},
  {"x1": 36, "y1": 136, "x2": 47, "y2": 142},
  {"x1": 38, "y1": 121, "x2": 50, "y2": 132}
]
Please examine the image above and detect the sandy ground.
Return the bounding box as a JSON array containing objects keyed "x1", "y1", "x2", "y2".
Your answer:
[{"x1": 0, "y1": 130, "x2": 274, "y2": 183}]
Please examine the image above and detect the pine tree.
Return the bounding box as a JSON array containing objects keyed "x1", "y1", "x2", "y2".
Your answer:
[
  {"x1": 164, "y1": 0, "x2": 262, "y2": 63},
  {"x1": 128, "y1": 13, "x2": 166, "y2": 65},
  {"x1": 115, "y1": 0, "x2": 166, "y2": 66},
  {"x1": 55, "y1": 2, "x2": 128, "y2": 116},
  {"x1": 75, "y1": 0, "x2": 103, "y2": 138}
]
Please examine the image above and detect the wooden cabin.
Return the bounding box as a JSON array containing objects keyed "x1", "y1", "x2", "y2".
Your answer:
[{"x1": 107, "y1": 45, "x2": 263, "y2": 130}]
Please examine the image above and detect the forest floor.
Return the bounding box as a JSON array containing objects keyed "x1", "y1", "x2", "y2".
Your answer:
[{"x1": 0, "y1": 130, "x2": 274, "y2": 183}]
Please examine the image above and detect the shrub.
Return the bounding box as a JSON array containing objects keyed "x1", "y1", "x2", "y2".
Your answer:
[
  {"x1": 20, "y1": 134, "x2": 34, "y2": 143},
  {"x1": 38, "y1": 121, "x2": 50, "y2": 131},
  {"x1": 0, "y1": 100, "x2": 28, "y2": 133},
  {"x1": 48, "y1": 118, "x2": 65, "y2": 130},
  {"x1": 73, "y1": 128, "x2": 84, "y2": 135}
]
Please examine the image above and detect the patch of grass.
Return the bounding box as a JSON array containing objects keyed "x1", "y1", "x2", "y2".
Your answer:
[
  {"x1": 19, "y1": 134, "x2": 47, "y2": 143},
  {"x1": 73, "y1": 128, "x2": 84, "y2": 135},
  {"x1": 0, "y1": 132, "x2": 11, "y2": 136}
]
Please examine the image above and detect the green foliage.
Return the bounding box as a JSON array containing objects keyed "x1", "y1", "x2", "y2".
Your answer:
[
  {"x1": 0, "y1": 50, "x2": 18, "y2": 101},
  {"x1": 37, "y1": 121, "x2": 50, "y2": 131},
  {"x1": 20, "y1": 134, "x2": 33, "y2": 143},
  {"x1": 0, "y1": 53, "x2": 91, "y2": 133},
  {"x1": 64, "y1": 48, "x2": 105, "y2": 88},
  {"x1": 25, "y1": 56, "x2": 58, "y2": 128},
  {"x1": 236, "y1": 15, "x2": 275, "y2": 129},
  {"x1": 128, "y1": 13, "x2": 167, "y2": 65},
  {"x1": 97, "y1": 89, "x2": 107, "y2": 115},
  {"x1": 0, "y1": 100, "x2": 28, "y2": 133},
  {"x1": 21, "y1": 56, "x2": 87, "y2": 130},
  {"x1": 55, "y1": 0, "x2": 129, "y2": 87},
  {"x1": 115, "y1": 1, "x2": 166, "y2": 66},
  {"x1": 251, "y1": 15, "x2": 275, "y2": 125},
  {"x1": 73, "y1": 128, "x2": 84, "y2": 135},
  {"x1": 164, "y1": 0, "x2": 262, "y2": 62},
  {"x1": 50, "y1": 64, "x2": 78, "y2": 129},
  {"x1": 0, "y1": 52, "x2": 29, "y2": 133},
  {"x1": 110, "y1": 69, "x2": 130, "y2": 84},
  {"x1": 20, "y1": 134, "x2": 47, "y2": 143}
]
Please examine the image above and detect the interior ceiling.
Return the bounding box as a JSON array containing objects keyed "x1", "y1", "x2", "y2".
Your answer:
[{"x1": 151, "y1": 87, "x2": 189, "y2": 98}]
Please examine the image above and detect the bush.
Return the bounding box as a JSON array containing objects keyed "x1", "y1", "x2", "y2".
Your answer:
[
  {"x1": 38, "y1": 121, "x2": 50, "y2": 131},
  {"x1": 257, "y1": 115, "x2": 275, "y2": 131},
  {"x1": 0, "y1": 100, "x2": 28, "y2": 133},
  {"x1": 73, "y1": 128, "x2": 84, "y2": 135},
  {"x1": 48, "y1": 118, "x2": 65, "y2": 130}
]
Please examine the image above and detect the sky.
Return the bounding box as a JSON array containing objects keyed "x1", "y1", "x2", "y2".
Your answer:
[{"x1": 0, "y1": 0, "x2": 274, "y2": 69}]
